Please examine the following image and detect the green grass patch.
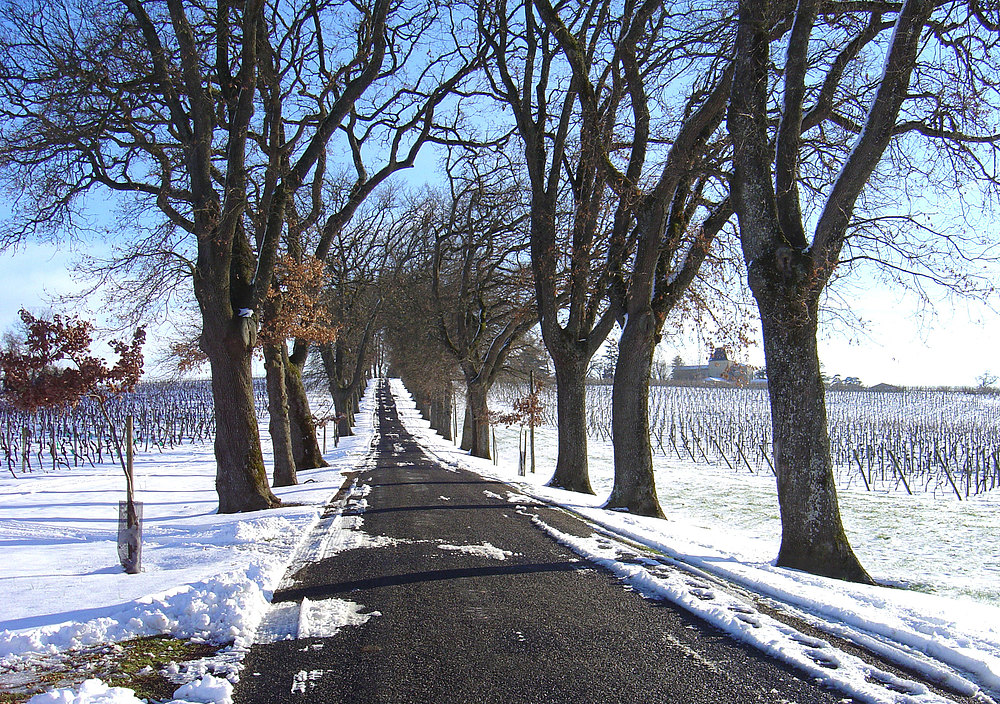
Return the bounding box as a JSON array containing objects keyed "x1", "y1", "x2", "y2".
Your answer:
[{"x1": 0, "y1": 636, "x2": 221, "y2": 702}]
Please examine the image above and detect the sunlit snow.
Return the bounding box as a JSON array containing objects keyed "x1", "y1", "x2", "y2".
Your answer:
[{"x1": 4, "y1": 379, "x2": 999, "y2": 704}]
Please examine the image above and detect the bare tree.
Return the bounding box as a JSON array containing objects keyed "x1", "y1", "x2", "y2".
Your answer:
[
  {"x1": 0, "y1": 0, "x2": 468, "y2": 511},
  {"x1": 317, "y1": 187, "x2": 420, "y2": 438},
  {"x1": 520, "y1": 0, "x2": 736, "y2": 516},
  {"x1": 275, "y1": 7, "x2": 485, "y2": 464},
  {"x1": 478, "y1": 0, "x2": 632, "y2": 493},
  {"x1": 258, "y1": 255, "x2": 336, "y2": 486},
  {"x1": 728, "y1": 0, "x2": 1000, "y2": 580},
  {"x1": 382, "y1": 269, "x2": 460, "y2": 437},
  {"x1": 422, "y1": 150, "x2": 536, "y2": 459}
]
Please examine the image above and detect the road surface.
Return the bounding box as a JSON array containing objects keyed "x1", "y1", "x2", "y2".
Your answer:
[{"x1": 234, "y1": 380, "x2": 850, "y2": 703}]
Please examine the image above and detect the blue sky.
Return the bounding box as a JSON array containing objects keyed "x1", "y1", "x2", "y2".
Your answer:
[
  {"x1": 661, "y1": 283, "x2": 1000, "y2": 388},
  {"x1": 0, "y1": 245, "x2": 86, "y2": 318},
  {"x1": 2, "y1": 239, "x2": 998, "y2": 388}
]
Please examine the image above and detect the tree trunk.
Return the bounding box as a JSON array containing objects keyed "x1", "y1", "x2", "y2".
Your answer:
[
  {"x1": 285, "y1": 348, "x2": 328, "y2": 469},
  {"x1": 547, "y1": 355, "x2": 595, "y2": 494},
  {"x1": 320, "y1": 341, "x2": 358, "y2": 438},
  {"x1": 264, "y1": 344, "x2": 297, "y2": 487},
  {"x1": 752, "y1": 267, "x2": 872, "y2": 583},
  {"x1": 203, "y1": 318, "x2": 281, "y2": 513},
  {"x1": 461, "y1": 381, "x2": 491, "y2": 460},
  {"x1": 331, "y1": 385, "x2": 355, "y2": 438},
  {"x1": 434, "y1": 389, "x2": 453, "y2": 441},
  {"x1": 606, "y1": 309, "x2": 665, "y2": 518}
]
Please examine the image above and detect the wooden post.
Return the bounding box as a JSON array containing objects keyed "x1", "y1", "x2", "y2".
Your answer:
[
  {"x1": 529, "y1": 370, "x2": 536, "y2": 474},
  {"x1": 936, "y1": 449, "x2": 963, "y2": 501},
  {"x1": 518, "y1": 427, "x2": 526, "y2": 476},
  {"x1": 734, "y1": 440, "x2": 755, "y2": 474},
  {"x1": 452, "y1": 385, "x2": 458, "y2": 446},
  {"x1": 760, "y1": 442, "x2": 775, "y2": 475},
  {"x1": 126, "y1": 415, "x2": 134, "y2": 506},
  {"x1": 885, "y1": 449, "x2": 913, "y2": 495},
  {"x1": 852, "y1": 449, "x2": 871, "y2": 491},
  {"x1": 710, "y1": 437, "x2": 733, "y2": 471},
  {"x1": 21, "y1": 426, "x2": 28, "y2": 473},
  {"x1": 122, "y1": 414, "x2": 141, "y2": 575}
]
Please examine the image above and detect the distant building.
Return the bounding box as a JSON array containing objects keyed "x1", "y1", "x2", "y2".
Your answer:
[
  {"x1": 869, "y1": 382, "x2": 904, "y2": 393},
  {"x1": 671, "y1": 348, "x2": 753, "y2": 386}
]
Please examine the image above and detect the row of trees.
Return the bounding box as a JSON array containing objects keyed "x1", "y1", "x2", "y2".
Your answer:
[
  {"x1": 1, "y1": 0, "x2": 997, "y2": 584},
  {"x1": 0, "y1": 0, "x2": 481, "y2": 511}
]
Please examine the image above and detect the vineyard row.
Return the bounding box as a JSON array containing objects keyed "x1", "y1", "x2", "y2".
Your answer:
[{"x1": 491, "y1": 383, "x2": 1000, "y2": 499}]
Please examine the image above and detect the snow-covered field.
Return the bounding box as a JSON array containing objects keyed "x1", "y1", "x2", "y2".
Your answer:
[
  {"x1": 485, "y1": 389, "x2": 1000, "y2": 609},
  {"x1": 2, "y1": 378, "x2": 999, "y2": 704},
  {"x1": 0, "y1": 388, "x2": 379, "y2": 703},
  {"x1": 396, "y1": 382, "x2": 1000, "y2": 704}
]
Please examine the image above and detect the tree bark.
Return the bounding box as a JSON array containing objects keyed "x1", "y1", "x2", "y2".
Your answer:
[
  {"x1": 202, "y1": 316, "x2": 281, "y2": 513},
  {"x1": 264, "y1": 344, "x2": 297, "y2": 487},
  {"x1": 547, "y1": 355, "x2": 595, "y2": 494},
  {"x1": 285, "y1": 346, "x2": 327, "y2": 469},
  {"x1": 606, "y1": 308, "x2": 665, "y2": 518},
  {"x1": 750, "y1": 260, "x2": 872, "y2": 583},
  {"x1": 434, "y1": 389, "x2": 453, "y2": 441},
  {"x1": 461, "y1": 381, "x2": 491, "y2": 460},
  {"x1": 320, "y1": 341, "x2": 356, "y2": 438},
  {"x1": 331, "y1": 385, "x2": 356, "y2": 438}
]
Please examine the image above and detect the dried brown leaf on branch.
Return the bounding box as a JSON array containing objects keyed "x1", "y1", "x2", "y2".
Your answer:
[
  {"x1": 259, "y1": 255, "x2": 339, "y2": 346},
  {"x1": 0, "y1": 310, "x2": 145, "y2": 411},
  {"x1": 489, "y1": 382, "x2": 546, "y2": 428},
  {"x1": 168, "y1": 338, "x2": 209, "y2": 374}
]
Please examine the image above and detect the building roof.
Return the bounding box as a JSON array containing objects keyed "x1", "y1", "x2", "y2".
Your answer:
[{"x1": 709, "y1": 347, "x2": 729, "y2": 362}]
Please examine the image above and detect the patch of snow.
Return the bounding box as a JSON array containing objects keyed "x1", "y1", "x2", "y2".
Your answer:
[
  {"x1": 1, "y1": 563, "x2": 274, "y2": 658},
  {"x1": 2, "y1": 384, "x2": 379, "y2": 703},
  {"x1": 505, "y1": 490, "x2": 542, "y2": 505},
  {"x1": 437, "y1": 542, "x2": 513, "y2": 560},
  {"x1": 296, "y1": 597, "x2": 380, "y2": 639},
  {"x1": 290, "y1": 669, "x2": 325, "y2": 694},
  {"x1": 27, "y1": 678, "x2": 144, "y2": 704},
  {"x1": 170, "y1": 673, "x2": 233, "y2": 704},
  {"x1": 255, "y1": 596, "x2": 380, "y2": 645}
]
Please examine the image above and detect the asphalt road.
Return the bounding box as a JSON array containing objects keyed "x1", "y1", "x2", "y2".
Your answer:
[{"x1": 234, "y1": 380, "x2": 850, "y2": 703}]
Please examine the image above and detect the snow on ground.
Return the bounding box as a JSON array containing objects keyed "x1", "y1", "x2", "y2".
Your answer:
[
  {"x1": 437, "y1": 542, "x2": 514, "y2": 560},
  {"x1": 6, "y1": 377, "x2": 1000, "y2": 704},
  {"x1": 387, "y1": 380, "x2": 1000, "y2": 704},
  {"x1": 0, "y1": 385, "x2": 378, "y2": 703}
]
